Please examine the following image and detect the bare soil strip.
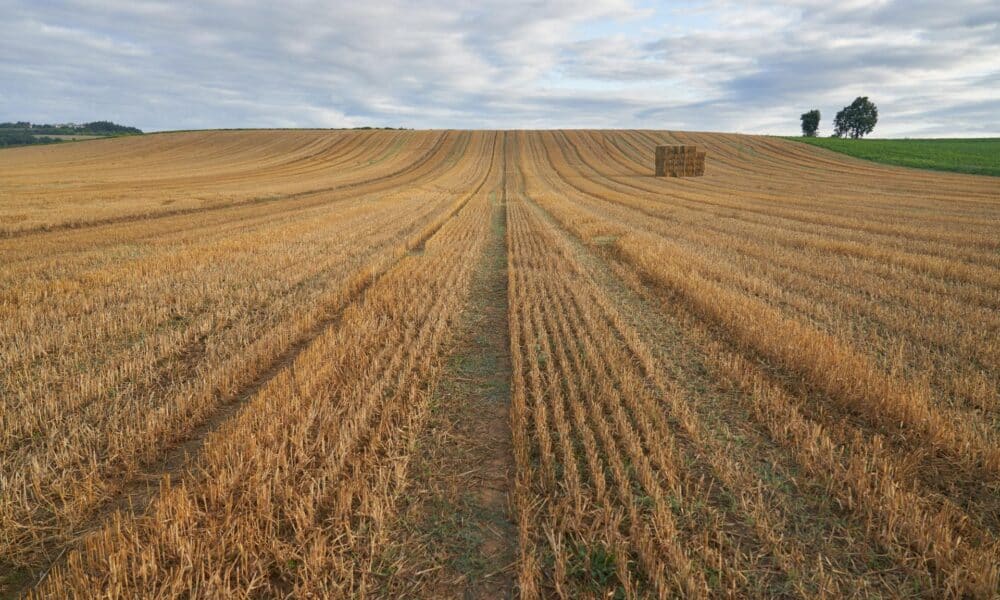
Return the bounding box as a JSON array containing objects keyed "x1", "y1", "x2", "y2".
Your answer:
[{"x1": 378, "y1": 185, "x2": 516, "y2": 598}]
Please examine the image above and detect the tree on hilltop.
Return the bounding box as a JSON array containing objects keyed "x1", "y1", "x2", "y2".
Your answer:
[
  {"x1": 800, "y1": 109, "x2": 821, "y2": 137},
  {"x1": 833, "y1": 97, "x2": 878, "y2": 138},
  {"x1": 83, "y1": 121, "x2": 143, "y2": 134}
]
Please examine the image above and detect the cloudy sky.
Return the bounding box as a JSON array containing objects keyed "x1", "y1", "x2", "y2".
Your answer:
[{"x1": 2, "y1": 0, "x2": 998, "y2": 136}]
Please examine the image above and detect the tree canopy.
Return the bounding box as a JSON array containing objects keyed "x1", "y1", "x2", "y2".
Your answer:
[
  {"x1": 82, "y1": 121, "x2": 143, "y2": 134},
  {"x1": 833, "y1": 97, "x2": 878, "y2": 139},
  {"x1": 800, "y1": 109, "x2": 821, "y2": 137}
]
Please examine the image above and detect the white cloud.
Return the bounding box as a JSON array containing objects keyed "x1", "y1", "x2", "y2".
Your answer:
[{"x1": 0, "y1": 0, "x2": 996, "y2": 135}]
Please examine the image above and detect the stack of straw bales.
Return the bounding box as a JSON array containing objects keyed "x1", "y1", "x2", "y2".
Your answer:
[{"x1": 655, "y1": 145, "x2": 706, "y2": 177}]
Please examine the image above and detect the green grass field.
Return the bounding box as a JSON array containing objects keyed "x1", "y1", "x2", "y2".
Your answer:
[{"x1": 786, "y1": 137, "x2": 1000, "y2": 177}]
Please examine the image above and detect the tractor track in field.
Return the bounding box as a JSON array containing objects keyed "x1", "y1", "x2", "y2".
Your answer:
[{"x1": 376, "y1": 131, "x2": 517, "y2": 599}]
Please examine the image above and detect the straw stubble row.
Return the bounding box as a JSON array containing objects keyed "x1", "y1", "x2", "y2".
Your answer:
[{"x1": 3, "y1": 129, "x2": 997, "y2": 598}]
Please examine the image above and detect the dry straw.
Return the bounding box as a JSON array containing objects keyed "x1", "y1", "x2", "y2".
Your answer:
[{"x1": 655, "y1": 145, "x2": 705, "y2": 177}]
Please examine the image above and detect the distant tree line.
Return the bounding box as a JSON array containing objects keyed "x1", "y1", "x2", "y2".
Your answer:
[
  {"x1": 0, "y1": 120, "x2": 142, "y2": 135},
  {"x1": 0, "y1": 120, "x2": 143, "y2": 149},
  {"x1": 0, "y1": 131, "x2": 62, "y2": 148},
  {"x1": 800, "y1": 97, "x2": 878, "y2": 138},
  {"x1": 79, "y1": 121, "x2": 143, "y2": 134}
]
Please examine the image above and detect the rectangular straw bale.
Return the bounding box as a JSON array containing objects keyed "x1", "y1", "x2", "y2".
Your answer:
[{"x1": 655, "y1": 145, "x2": 705, "y2": 177}]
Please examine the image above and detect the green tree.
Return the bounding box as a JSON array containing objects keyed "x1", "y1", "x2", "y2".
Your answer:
[
  {"x1": 82, "y1": 121, "x2": 143, "y2": 134},
  {"x1": 833, "y1": 97, "x2": 878, "y2": 138},
  {"x1": 800, "y1": 109, "x2": 821, "y2": 137}
]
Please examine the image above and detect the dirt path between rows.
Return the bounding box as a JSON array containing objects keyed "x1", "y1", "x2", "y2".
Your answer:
[{"x1": 378, "y1": 186, "x2": 517, "y2": 599}]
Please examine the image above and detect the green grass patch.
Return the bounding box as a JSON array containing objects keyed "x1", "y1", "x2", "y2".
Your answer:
[
  {"x1": 785, "y1": 137, "x2": 1000, "y2": 177},
  {"x1": 566, "y1": 541, "x2": 626, "y2": 597}
]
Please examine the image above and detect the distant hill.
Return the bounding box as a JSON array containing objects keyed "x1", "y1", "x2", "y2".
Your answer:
[{"x1": 0, "y1": 121, "x2": 142, "y2": 148}]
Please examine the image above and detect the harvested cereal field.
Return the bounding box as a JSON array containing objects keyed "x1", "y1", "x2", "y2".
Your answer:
[{"x1": 2, "y1": 130, "x2": 999, "y2": 599}]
